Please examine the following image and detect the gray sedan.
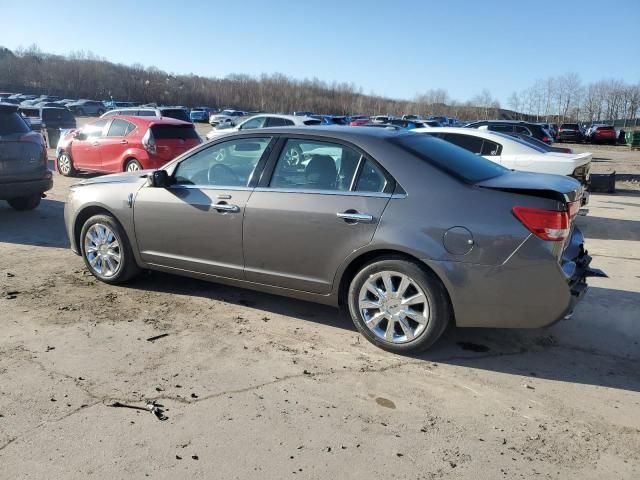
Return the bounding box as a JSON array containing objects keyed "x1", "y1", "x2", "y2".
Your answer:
[{"x1": 64, "y1": 127, "x2": 603, "y2": 353}]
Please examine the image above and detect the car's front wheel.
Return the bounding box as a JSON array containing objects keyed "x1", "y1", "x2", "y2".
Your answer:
[
  {"x1": 57, "y1": 152, "x2": 77, "y2": 176},
  {"x1": 348, "y1": 258, "x2": 451, "y2": 353},
  {"x1": 80, "y1": 214, "x2": 141, "y2": 284},
  {"x1": 7, "y1": 194, "x2": 41, "y2": 211}
]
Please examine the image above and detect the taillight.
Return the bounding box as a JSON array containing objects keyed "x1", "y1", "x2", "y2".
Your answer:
[
  {"x1": 512, "y1": 206, "x2": 569, "y2": 241},
  {"x1": 142, "y1": 128, "x2": 157, "y2": 155},
  {"x1": 542, "y1": 136, "x2": 550, "y2": 143}
]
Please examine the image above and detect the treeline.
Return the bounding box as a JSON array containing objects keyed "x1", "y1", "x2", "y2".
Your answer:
[
  {"x1": 508, "y1": 73, "x2": 640, "y2": 123},
  {"x1": 1, "y1": 45, "x2": 637, "y2": 122},
  {"x1": 0, "y1": 45, "x2": 505, "y2": 119}
]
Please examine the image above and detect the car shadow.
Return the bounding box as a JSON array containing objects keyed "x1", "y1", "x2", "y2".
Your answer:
[
  {"x1": 123, "y1": 271, "x2": 640, "y2": 392},
  {"x1": 409, "y1": 285, "x2": 640, "y2": 392},
  {"x1": 0, "y1": 198, "x2": 69, "y2": 248},
  {"x1": 122, "y1": 271, "x2": 348, "y2": 331},
  {"x1": 574, "y1": 213, "x2": 640, "y2": 241}
]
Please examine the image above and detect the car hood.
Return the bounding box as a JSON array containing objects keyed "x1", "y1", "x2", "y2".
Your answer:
[{"x1": 73, "y1": 170, "x2": 152, "y2": 188}]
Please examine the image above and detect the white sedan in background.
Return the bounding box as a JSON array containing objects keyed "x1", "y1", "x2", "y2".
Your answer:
[
  {"x1": 413, "y1": 127, "x2": 592, "y2": 185},
  {"x1": 205, "y1": 114, "x2": 321, "y2": 140}
]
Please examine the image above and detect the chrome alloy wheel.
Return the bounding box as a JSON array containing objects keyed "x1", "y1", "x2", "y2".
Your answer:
[
  {"x1": 58, "y1": 154, "x2": 71, "y2": 175},
  {"x1": 284, "y1": 147, "x2": 301, "y2": 166},
  {"x1": 84, "y1": 223, "x2": 121, "y2": 278},
  {"x1": 358, "y1": 271, "x2": 430, "y2": 344}
]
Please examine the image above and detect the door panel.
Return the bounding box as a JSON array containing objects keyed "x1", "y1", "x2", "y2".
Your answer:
[
  {"x1": 243, "y1": 191, "x2": 390, "y2": 293},
  {"x1": 71, "y1": 137, "x2": 102, "y2": 170},
  {"x1": 133, "y1": 185, "x2": 251, "y2": 279}
]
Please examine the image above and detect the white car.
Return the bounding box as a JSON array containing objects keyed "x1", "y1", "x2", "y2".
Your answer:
[
  {"x1": 208, "y1": 109, "x2": 247, "y2": 126},
  {"x1": 413, "y1": 127, "x2": 592, "y2": 184},
  {"x1": 205, "y1": 114, "x2": 321, "y2": 140}
]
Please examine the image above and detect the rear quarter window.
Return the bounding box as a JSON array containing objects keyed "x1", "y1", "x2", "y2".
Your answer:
[{"x1": 392, "y1": 134, "x2": 508, "y2": 183}]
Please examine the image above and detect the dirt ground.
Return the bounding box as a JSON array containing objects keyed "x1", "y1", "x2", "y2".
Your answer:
[{"x1": 0, "y1": 124, "x2": 639, "y2": 479}]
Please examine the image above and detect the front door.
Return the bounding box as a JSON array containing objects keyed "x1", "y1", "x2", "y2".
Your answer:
[
  {"x1": 100, "y1": 118, "x2": 137, "y2": 172},
  {"x1": 243, "y1": 137, "x2": 393, "y2": 294},
  {"x1": 71, "y1": 119, "x2": 109, "y2": 171},
  {"x1": 133, "y1": 136, "x2": 274, "y2": 279}
]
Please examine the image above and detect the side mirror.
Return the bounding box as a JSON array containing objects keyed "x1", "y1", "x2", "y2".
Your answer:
[{"x1": 149, "y1": 170, "x2": 170, "y2": 187}]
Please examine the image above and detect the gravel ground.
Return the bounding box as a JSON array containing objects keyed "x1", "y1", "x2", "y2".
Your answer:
[{"x1": 0, "y1": 121, "x2": 638, "y2": 479}]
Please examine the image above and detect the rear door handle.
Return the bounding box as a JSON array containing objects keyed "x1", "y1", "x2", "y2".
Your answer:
[
  {"x1": 213, "y1": 202, "x2": 240, "y2": 213},
  {"x1": 337, "y1": 211, "x2": 374, "y2": 223},
  {"x1": 120, "y1": 140, "x2": 128, "y2": 145},
  {"x1": 92, "y1": 141, "x2": 99, "y2": 147}
]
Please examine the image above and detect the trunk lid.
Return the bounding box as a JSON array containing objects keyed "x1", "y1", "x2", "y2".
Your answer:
[{"x1": 476, "y1": 170, "x2": 584, "y2": 203}]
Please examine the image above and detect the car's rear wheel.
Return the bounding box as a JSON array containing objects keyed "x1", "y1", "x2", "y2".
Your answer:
[
  {"x1": 57, "y1": 152, "x2": 76, "y2": 176},
  {"x1": 80, "y1": 214, "x2": 141, "y2": 284},
  {"x1": 7, "y1": 194, "x2": 41, "y2": 211},
  {"x1": 348, "y1": 258, "x2": 451, "y2": 353},
  {"x1": 125, "y1": 159, "x2": 142, "y2": 172}
]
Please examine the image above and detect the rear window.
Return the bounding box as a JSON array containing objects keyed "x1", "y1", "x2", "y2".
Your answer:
[
  {"x1": 151, "y1": 124, "x2": 199, "y2": 140},
  {"x1": 303, "y1": 119, "x2": 322, "y2": 126},
  {"x1": 160, "y1": 109, "x2": 191, "y2": 122},
  {"x1": 561, "y1": 124, "x2": 579, "y2": 129},
  {"x1": 42, "y1": 109, "x2": 75, "y2": 122},
  {"x1": 392, "y1": 134, "x2": 508, "y2": 183},
  {"x1": 20, "y1": 108, "x2": 40, "y2": 118},
  {"x1": 0, "y1": 112, "x2": 30, "y2": 135}
]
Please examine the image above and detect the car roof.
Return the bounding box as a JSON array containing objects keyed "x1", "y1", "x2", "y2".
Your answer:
[
  {"x1": 217, "y1": 125, "x2": 409, "y2": 141},
  {"x1": 107, "y1": 114, "x2": 193, "y2": 126}
]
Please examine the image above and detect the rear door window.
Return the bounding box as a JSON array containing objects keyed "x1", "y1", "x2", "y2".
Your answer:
[
  {"x1": 0, "y1": 111, "x2": 30, "y2": 134},
  {"x1": 106, "y1": 118, "x2": 135, "y2": 137},
  {"x1": 265, "y1": 117, "x2": 288, "y2": 127},
  {"x1": 270, "y1": 139, "x2": 364, "y2": 191},
  {"x1": 355, "y1": 159, "x2": 388, "y2": 193},
  {"x1": 481, "y1": 139, "x2": 501, "y2": 156}
]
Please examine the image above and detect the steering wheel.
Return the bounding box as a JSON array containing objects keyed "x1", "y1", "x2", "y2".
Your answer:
[{"x1": 208, "y1": 163, "x2": 239, "y2": 185}]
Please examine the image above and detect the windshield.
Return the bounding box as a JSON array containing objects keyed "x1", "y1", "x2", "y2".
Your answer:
[{"x1": 392, "y1": 134, "x2": 508, "y2": 183}]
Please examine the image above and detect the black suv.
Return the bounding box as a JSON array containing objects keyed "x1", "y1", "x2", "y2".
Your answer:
[
  {"x1": 464, "y1": 120, "x2": 553, "y2": 144},
  {"x1": 19, "y1": 106, "x2": 76, "y2": 147},
  {"x1": 556, "y1": 123, "x2": 585, "y2": 143},
  {"x1": 0, "y1": 104, "x2": 52, "y2": 210}
]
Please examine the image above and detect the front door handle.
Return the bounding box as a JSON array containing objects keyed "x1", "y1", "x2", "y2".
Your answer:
[
  {"x1": 120, "y1": 139, "x2": 128, "y2": 145},
  {"x1": 337, "y1": 211, "x2": 374, "y2": 223},
  {"x1": 213, "y1": 202, "x2": 240, "y2": 213},
  {"x1": 92, "y1": 141, "x2": 99, "y2": 147}
]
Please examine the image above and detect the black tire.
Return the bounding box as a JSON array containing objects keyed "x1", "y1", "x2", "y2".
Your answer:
[
  {"x1": 124, "y1": 158, "x2": 142, "y2": 172},
  {"x1": 7, "y1": 194, "x2": 41, "y2": 211},
  {"x1": 80, "y1": 214, "x2": 141, "y2": 284},
  {"x1": 57, "y1": 151, "x2": 77, "y2": 176},
  {"x1": 347, "y1": 257, "x2": 451, "y2": 354}
]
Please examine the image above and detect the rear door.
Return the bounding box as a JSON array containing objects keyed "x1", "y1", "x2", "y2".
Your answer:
[
  {"x1": 243, "y1": 137, "x2": 393, "y2": 294},
  {"x1": 133, "y1": 136, "x2": 274, "y2": 278},
  {"x1": 71, "y1": 119, "x2": 108, "y2": 171},
  {"x1": 100, "y1": 118, "x2": 137, "y2": 172}
]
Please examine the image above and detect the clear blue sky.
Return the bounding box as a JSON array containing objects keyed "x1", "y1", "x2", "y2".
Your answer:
[{"x1": 2, "y1": 1, "x2": 638, "y2": 104}]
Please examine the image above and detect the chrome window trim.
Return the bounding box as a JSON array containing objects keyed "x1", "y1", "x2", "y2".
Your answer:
[
  {"x1": 169, "y1": 184, "x2": 254, "y2": 192},
  {"x1": 252, "y1": 187, "x2": 397, "y2": 198}
]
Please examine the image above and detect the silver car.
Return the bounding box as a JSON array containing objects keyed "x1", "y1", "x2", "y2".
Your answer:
[{"x1": 64, "y1": 127, "x2": 603, "y2": 353}]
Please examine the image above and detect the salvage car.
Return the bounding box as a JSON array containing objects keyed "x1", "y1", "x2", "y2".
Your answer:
[
  {"x1": 413, "y1": 127, "x2": 592, "y2": 185},
  {"x1": 0, "y1": 103, "x2": 52, "y2": 210},
  {"x1": 556, "y1": 123, "x2": 585, "y2": 143},
  {"x1": 56, "y1": 115, "x2": 201, "y2": 175},
  {"x1": 586, "y1": 124, "x2": 617, "y2": 145},
  {"x1": 64, "y1": 127, "x2": 603, "y2": 353}
]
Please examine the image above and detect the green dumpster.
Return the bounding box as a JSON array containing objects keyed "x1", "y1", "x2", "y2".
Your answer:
[{"x1": 625, "y1": 130, "x2": 640, "y2": 148}]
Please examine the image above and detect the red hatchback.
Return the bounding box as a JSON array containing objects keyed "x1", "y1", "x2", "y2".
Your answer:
[
  {"x1": 588, "y1": 125, "x2": 617, "y2": 145},
  {"x1": 56, "y1": 115, "x2": 202, "y2": 176}
]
